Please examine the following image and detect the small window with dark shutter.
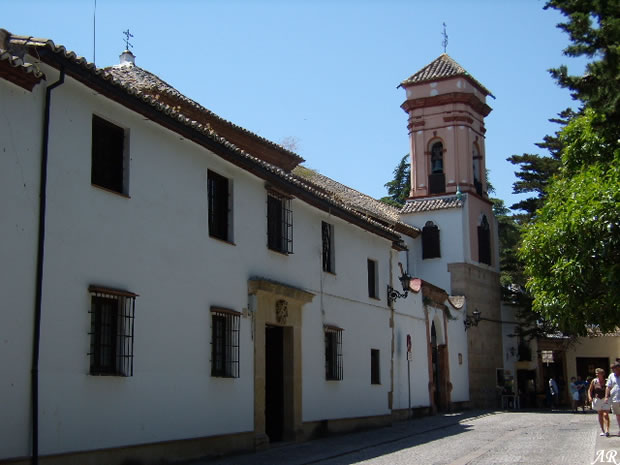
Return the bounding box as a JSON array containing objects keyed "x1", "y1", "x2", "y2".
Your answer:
[
  {"x1": 208, "y1": 170, "x2": 232, "y2": 242},
  {"x1": 91, "y1": 115, "x2": 128, "y2": 195},
  {"x1": 478, "y1": 215, "x2": 491, "y2": 265},
  {"x1": 422, "y1": 221, "x2": 441, "y2": 259},
  {"x1": 371, "y1": 349, "x2": 380, "y2": 384},
  {"x1": 367, "y1": 259, "x2": 378, "y2": 299},
  {"x1": 322, "y1": 221, "x2": 335, "y2": 273}
]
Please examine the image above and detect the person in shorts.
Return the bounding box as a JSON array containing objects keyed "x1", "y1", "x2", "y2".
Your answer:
[
  {"x1": 605, "y1": 362, "x2": 620, "y2": 435},
  {"x1": 589, "y1": 368, "x2": 611, "y2": 436}
]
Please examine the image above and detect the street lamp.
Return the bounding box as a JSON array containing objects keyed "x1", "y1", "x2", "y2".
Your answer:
[
  {"x1": 464, "y1": 309, "x2": 482, "y2": 331},
  {"x1": 387, "y1": 264, "x2": 412, "y2": 305}
]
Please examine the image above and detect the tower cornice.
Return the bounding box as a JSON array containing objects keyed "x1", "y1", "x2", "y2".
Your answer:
[{"x1": 401, "y1": 92, "x2": 492, "y2": 117}]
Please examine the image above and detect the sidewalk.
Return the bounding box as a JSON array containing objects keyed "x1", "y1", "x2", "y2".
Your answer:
[{"x1": 181, "y1": 410, "x2": 493, "y2": 465}]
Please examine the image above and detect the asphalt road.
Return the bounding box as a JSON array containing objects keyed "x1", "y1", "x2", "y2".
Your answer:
[{"x1": 189, "y1": 410, "x2": 620, "y2": 465}]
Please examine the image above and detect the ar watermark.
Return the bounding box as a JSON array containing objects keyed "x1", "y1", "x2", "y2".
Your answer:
[{"x1": 593, "y1": 450, "x2": 620, "y2": 464}]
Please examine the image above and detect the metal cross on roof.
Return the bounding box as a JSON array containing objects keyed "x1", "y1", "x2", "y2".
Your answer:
[
  {"x1": 442, "y1": 22, "x2": 448, "y2": 53},
  {"x1": 123, "y1": 29, "x2": 134, "y2": 51}
]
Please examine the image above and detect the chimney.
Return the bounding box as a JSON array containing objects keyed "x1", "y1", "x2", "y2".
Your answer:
[{"x1": 119, "y1": 49, "x2": 135, "y2": 66}]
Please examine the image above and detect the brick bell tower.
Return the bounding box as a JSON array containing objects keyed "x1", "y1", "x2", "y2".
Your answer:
[{"x1": 398, "y1": 54, "x2": 503, "y2": 409}]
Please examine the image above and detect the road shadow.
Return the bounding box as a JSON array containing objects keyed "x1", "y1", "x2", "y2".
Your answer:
[{"x1": 185, "y1": 410, "x2": 502, "y2": 465}]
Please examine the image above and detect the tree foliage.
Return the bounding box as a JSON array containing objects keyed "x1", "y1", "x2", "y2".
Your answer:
[
  {"x1": 507, "y1": 110, "x2": 575, "y2": 218},
  {"x1": 520, "y1": 144, "x2": 620, "y2": 334},
  {"x1": 380, "y1": 154, "x2": 410, "y2": 207},
  {"x1": 545, "y1": 0, "x2": 620, "y2": 142},
  {"x1": 517, "y1": 1, "x2": 620, "y2": 335}
]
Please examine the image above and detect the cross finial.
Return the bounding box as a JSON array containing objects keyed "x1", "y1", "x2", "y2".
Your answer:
[
  {"x1": 123, "y1": 29, "x2": 134, "y2": 51},
  {"x1": 442, "y1": 22, "x2": 448, "y2": 53}
]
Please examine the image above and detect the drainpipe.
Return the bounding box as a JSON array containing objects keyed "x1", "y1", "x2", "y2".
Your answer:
[{"x1": 32, "y1": 67, "x2": 65, "y2": 465}]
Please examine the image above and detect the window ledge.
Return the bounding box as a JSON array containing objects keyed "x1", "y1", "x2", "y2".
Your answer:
[
  {"x1": 91, "y1": 183, "x2": 130, "y2": 198},
  {"x1": 209, "y1": 235, "x2": 236, "y2": 246},
  {"x1": 268, "y1": 248, "x2": 291, "y2": 256}
]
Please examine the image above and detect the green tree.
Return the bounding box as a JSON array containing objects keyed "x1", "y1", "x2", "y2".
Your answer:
[
  {"x1": 545, "y1": 0, "x2": 620, "y2": 143},
  {"x1": 507, "y1": 110, "x2": 575, "y2": 218},
  {"x1": 517, "y1": 1, "x2": 620, "y2": 335},
  {"x1": 380, "y1": 154, "x2": 410, "y2": 207},
  {"x1": 520, "y1": 136, "x2": 619, "y2": 334}
]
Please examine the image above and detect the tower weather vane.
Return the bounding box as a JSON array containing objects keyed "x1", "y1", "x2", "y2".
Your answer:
[
  {"x1": 123, "y1": 29, "x2": 134, "y2": 51},
  {"x1": 442, "y1": 22, "x2": 448, "y2": 53}
]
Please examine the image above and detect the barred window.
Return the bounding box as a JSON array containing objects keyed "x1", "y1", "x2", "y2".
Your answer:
[
  {"x1": 211, "y1": 308, "x2": 240, "y2": 378},
  {"x1": 322, "y1": 221, "x2": 335, "y2": 273},
  {"x1": 88, "y1": 286, "x2": 136, "y2": 376},
  {"x1": 325, "y1": 326, "x2": 343, "y2": 380},
  {"x1": 267, "y1": 191, "x2": 293, "y2": 254},
  {"x1": 422, "y1": 221, "x2": 440, "y2": 259}
]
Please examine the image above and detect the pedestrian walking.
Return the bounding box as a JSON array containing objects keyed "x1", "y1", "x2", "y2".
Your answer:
[
  {"x1": 605, "y1": 362, "x2": 620, "y2": 435},
  {"x1": 569, "y1": 377, "x2": 580, "y2": 412},
  {"x1": 588, "y1": 368, "x2": 610, "y2": 436},
  {"x1": 549, "y1": 377, "x2": 559, "y2": 409}
]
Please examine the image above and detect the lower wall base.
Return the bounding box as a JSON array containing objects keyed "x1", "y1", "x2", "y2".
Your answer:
[
  {"x1": 2, "y1": 404, "x2": 476, "y2": 465},
  {"x1": 302, "y1": 413, "x2": 393, "y2": 440},
  {"x1": 1, "y1": 431, "x2": 255, "y2": 465}
]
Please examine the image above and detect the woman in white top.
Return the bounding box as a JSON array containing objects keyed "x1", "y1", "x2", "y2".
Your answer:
[{"x1": 588, "y1": 368, "x2": 610, "y2": 436}]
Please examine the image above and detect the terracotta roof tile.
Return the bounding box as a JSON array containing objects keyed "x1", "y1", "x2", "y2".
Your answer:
[
  {"x1": 293, "y1": 167, "x2": 420, "y2": 238},
  {"x1": 0, "y1": 50, "x2": 43, "y2": 78},
  {"x1": 400, "y1": 195, "x2": 463, "y2": 214},
  {"x1": 400, "y1": 54, "x2": 493, "y2": 97}
]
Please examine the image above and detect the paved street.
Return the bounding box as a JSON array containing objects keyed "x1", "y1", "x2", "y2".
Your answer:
[{"x1": 186, "y1": 410, "x2": 620, "y2": 465}]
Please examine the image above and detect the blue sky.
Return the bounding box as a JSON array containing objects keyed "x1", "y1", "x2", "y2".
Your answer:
[{"x1": 2, "y1": 0, "x2": 588, "y2": 209}]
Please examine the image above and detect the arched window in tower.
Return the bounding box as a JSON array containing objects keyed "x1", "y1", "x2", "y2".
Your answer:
[
  {"x1": 472, "y1": 144, "x2": 483, "y2": 196},
  {"x1": 422, "y1": 221, "x2": 441, "y2": 259},
  {"x1": 477, "y1": 215, "x2": 491, "y2": 265},
  {"x1": 428, "y1": 141, "x2": 445, "y2": 194}
]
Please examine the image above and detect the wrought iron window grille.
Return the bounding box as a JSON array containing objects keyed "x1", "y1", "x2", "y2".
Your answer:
[
  {"x1": 325, "y1": 326, "x2": 343, "y2": 380},
  {"x1": 88, "y1": 286, "x2": 136, "y2": 376},
  {"x1": 210, "y1": 308, "x2": 240, "y2": 378},
  {"x1": 267, "y1": 192, "x2": 293, "y2": 254}
]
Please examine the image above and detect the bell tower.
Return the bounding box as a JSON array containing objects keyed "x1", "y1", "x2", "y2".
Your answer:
[
  {"x1": 400, "y1": 54, "x2": 493, "y2": 199},
  {"x1": 398, "y1": 54, "x2": 503, "y2": 409}
]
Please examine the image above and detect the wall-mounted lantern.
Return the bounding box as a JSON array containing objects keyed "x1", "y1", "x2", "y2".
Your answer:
[
  {"x1": 464, "y1": 309, "x2": 482, "y2": 331},
  {"x1": 387, "y1": 264, "x2": 412, "y2": 305}
]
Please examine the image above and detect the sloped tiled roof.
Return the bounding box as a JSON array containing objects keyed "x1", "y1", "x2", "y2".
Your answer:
[
  {"x1": 400, "y1": 196, "x2": 463, "y2": 214},
  {"x1": 0, "y1": 30, "x2": 44, "y2": 90},
  {"x1": 104, "y1": 62, "x2": 304, "y2": 171},
  {"x1": 399, "y1": 54, "x2": 493, "y2": 97},
  {"x1": 0, "y1": 50, "x2": 43, "y2": 78},
  {"x1": 293, "y1": 167, "x2": 419, "y2": 238},
  {"x1": 1, "y1": 29, "x2": 406, "y2": 243}
]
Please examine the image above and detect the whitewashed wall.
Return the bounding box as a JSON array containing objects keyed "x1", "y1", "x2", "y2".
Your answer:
[
  {"x1": 403, "y1": 207, "x2": 467, "y2": 292},
  {"x1": 1, "y1": 62, "x2": 403, "y2": 460},
  {"x1": 0, "y1": 71, "x2": 46, "y2": 459},
  {"x1": 392, "y1": 291, "x2": 431, "y2": 410},
  {"x1": 446, "y1": 305, "x2": 469, "y2": 402}
]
